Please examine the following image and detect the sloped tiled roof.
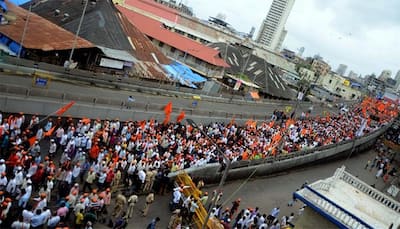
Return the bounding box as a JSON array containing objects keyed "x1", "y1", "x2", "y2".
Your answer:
[
  {"x1": 0, "y1": 1, "x2": 93, "y2": 51},
  {"x1": 117, "y1": 6, "x2": 229, "y2": 68}
]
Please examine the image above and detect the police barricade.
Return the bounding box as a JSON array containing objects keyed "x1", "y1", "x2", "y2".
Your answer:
[{"x1": 175, "y1": 172, "x2": 217, "y2": 229}]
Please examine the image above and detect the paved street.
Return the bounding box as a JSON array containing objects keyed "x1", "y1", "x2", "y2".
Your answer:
[
  {"x1": 94, "y1": 148, "x2": 395, "y2": 228},
  {"x1": 0, "y1": 73, "x2": 340, "y2": 120}
]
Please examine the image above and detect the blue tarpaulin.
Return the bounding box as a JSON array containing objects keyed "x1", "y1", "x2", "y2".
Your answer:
[
  {"x1": 8, "y1": 0, "x2": 30, "y2": 6},
  {"x1": 162, "y1": 61, "x2": 206, "y2": 88}
]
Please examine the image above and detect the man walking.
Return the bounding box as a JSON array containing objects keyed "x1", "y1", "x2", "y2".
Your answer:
[
  {"x1": 142, "y1": 192, "x2": 154, "y2": 217},
  {"x1": 126, "y1": 194, "x2": 138, "y2": 219}
]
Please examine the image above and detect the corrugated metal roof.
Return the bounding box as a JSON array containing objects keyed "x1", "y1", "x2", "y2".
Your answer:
[
  {"x1": 0, "y1": 2, "x2": 93, "y2": 51},
  {"x1": 23, "y1": 0, "x2": 170, "y2": 64},
  {"x1": 97, "y1": 45, "x2": 137, "y2": 62},
  {"x1": 211, "y1": 42, "x2": 296, "y2": 99}
]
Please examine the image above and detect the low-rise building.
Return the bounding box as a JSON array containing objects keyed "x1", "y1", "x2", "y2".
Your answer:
[
  {"x1": 317, "y1": 72, "x2": 362, "y2": 100},
  {"x1": 310, "y1": 58, "x2": 331, "y2": 77},
  {"x1": 298, "y1": 67, "x2": 317, "y2": 83}
]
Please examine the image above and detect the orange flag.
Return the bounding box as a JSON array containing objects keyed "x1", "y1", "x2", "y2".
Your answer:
[
  {"x1": 44, "y1": 126, "x2": 56, "y2": 137},
  {"x1": 55, "y1": 101, "x2": 75, "y2": 116},
  {"x1": 28, "y1": 136, "x2": 37, "y2": 146},
  {"x1": 164, "y1": 102, "x2": 173, "y2": 115},
  {"x1": 176, "y1": 111, "x2": 185, "y2": 123},
  {"x1": 82, "y1": 118, "x2": 91, "y2": 125},
  {"x1": 163, "y1": 114, "x2": 171, "y2": 125}
]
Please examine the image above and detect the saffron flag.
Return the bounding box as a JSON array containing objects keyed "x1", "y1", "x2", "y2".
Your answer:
[
  {"x1": 44, "y1": 126, "x2": 56, "y2": 137},
  {"x1": 176, "y1": 111, "x2": 185, "y2": 123},
  {"x1": 28, "y1": 136, "x2": 37, "y2": 146},
  {"x1": 163, "y1": 102, "x2": 173, "y2": 125},
  {"x1": 55, "y1": 101, "x2": 75, "y2": 116},
  {"x1": 163, "y1": 114, "x2": 171, "y2": 125},
  {"x1": 164, "y1": 102, "x2": 173, "y2": 115}
]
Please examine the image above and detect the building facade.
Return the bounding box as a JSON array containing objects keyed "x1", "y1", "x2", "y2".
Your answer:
[
  {"x1": 317, "y1": 72, "x2": 361, "y2": 100},
  {"x1": 310, "y1": 58, "x2": 331, "y2": 77},
  {"x1": 298, "y1": 67, "x2": 317, "y2": 83},
  {"x1": 379, "y1": 69, "x2": 392, "y2": 81},
  {"x1": 256, "y1": 0, "x2": 295, "y2": 51},
  {"x1": 394, "y1": 70, "x2": 400, "y2": 92}
]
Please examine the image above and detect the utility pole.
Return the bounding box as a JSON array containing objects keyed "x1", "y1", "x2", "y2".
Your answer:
[
  {"x1": 68, "y1": 0, "x2": 89, "y2": 63},
  {"x1": 17, "y1": 3, "x2": 32, "y2": 59},
  {"x1": 186, "y1": 119, "x2": 231, "y2": 229}
]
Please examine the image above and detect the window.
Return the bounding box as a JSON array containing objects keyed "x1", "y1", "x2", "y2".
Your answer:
[
  {"x1": 158, "y1": 42, "x2": 164, "y2": 48},
  {"x1": 329, "y1": 79, "x2": 332, "y2": 84},
  {"x1": 170, "y1": 47, "x2": 176, "y2": 53}
]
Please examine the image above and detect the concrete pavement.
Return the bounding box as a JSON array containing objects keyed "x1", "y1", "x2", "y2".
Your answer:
[{"x1": 94, "y1": 148, "x2": 395, "y2": 228}]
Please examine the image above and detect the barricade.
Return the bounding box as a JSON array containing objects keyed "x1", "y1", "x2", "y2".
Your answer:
[{"x1": 175, "y1": 171, "x2": 215, "y2": 229}]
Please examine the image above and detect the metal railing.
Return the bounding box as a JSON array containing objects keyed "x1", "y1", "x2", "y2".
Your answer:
[
  {"x1": 0, "y1": 83, "x2": 270, "y2": 121},
  {"x1": 340, "y1": 171, "x2": 400, "y2": 213}
]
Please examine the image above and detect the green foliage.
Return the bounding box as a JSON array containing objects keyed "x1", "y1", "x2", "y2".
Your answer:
[{"x1": 237, "y1": 73, "x2": 251, "y2": 82}]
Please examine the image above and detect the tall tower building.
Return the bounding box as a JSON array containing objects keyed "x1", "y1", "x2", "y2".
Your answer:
[
  {"x1": 256, "y1": 0, "x2": 295, "y2": 50},
  {"x1": 336, "y1": 64, "x2": 347, "y2": 76},
  {"x1": 378, "y1": 70, "x2": 392, "y2": 81},
  {"x1": 394, "y1": 70, "x2": 400, "y2": 92},
  {"x1": 275, "y1": 29, "x2": 287, "y2": 51}
]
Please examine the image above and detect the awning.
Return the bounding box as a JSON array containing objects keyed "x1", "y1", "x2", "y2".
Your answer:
[
  {"x1": 226, "y1": 73, "x2": 260, "y2": 89},
  {"x1": 250, "y1": 91, "x2": 260, "y2": 99},
  {"x1": 97, "y1": 46, "x2": 137, "y2": 63}
]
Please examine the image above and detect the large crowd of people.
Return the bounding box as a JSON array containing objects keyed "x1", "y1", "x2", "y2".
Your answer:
[{"x1": 0, "y1": 97, "x2": 397, "y2": 228}]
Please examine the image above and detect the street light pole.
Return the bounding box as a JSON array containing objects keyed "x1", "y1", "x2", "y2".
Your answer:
[
  {"x1": 17, "y1": 2, "x2": 32, "y2": 59},
  {"x1": 68, "y1": 0, "x2": 89, "y2": 63},
  {"x1": 186, "y1": 119, "x2": 231, "y2": 229}
]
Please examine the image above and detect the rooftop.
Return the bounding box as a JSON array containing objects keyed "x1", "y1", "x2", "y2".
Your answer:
[
  {"x1": 24, "y1": 0, "x2": 170, "y2": 64},
  {"x1": 117, "y1": 5, "x2": 229, "y2": 68},
  {"x1": 294, "y1": 166, "x2": 400, "y2": 229},
  {"x1": 0, "y1": 1, "x2": 93, "y2": 51},
  {"x1": 210, "y1": 42, "x2": 295, "y2": 99}
]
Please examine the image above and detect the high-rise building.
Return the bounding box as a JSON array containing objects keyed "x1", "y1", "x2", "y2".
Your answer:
[
  {"x1": 275, "y1": 28, "x2": 287, "y2": 51},
  {"x1": 256, "y1": 0, "x2": 295, "y2": 51},
  {"x1": 336, "y1": 64, "x2": 347, "y2": 76},
  {"x1": 297, "y1": 47, "x2": 305, "y2": 57},
  {"x1": 378, "y1": 70, "x2": 392, "y2": 81},
  {"x1": 394, "y1": 70, "x2": 400, "y2": 92},
  {"x1": 348, "y1": 70, "x2": 358, "y2": 79}
]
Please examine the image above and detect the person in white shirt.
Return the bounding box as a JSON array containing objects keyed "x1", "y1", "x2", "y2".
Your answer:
[
  {"x1": 15, "y1": 167, "x2": 24, "y2": 187},
  {"x1": 22, "y1": 207, "x2": 34, "y2": 223},
  {"x1": 0, "y1": 172, "x2": 7, "y2": 189},
  {"x1": 0, "y1": 160, "x2": 6, "y2": 174},
  {"x1": 49, "y1": 139, "x2": 57, "y2": 157},
  {"x1": 11, "y1": 216, "x2": 30, "y2": 229}
]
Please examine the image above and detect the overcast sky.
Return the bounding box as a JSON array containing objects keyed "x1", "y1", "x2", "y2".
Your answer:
[{"x1": 186, "y1": 0, "x2": 400, "y2": 78}]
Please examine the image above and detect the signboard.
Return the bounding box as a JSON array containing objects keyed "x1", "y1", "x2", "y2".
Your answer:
[
  {"x1": 233, "y1": 80, "x2": 242, "y2": 91},
  {"x1": 35, "y1": 77, "x2": 48, "y2": 87},
  {"x1": 32, "y1": 71, "x2": 52, "y2": 88},
  {"x1": 100, "y1": 57, "x2": 124, "y2": 69}
]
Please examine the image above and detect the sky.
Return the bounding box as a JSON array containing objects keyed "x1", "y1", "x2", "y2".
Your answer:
[{"x1": 186, "y1": 0, "x2": 400, "y2": 78}]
